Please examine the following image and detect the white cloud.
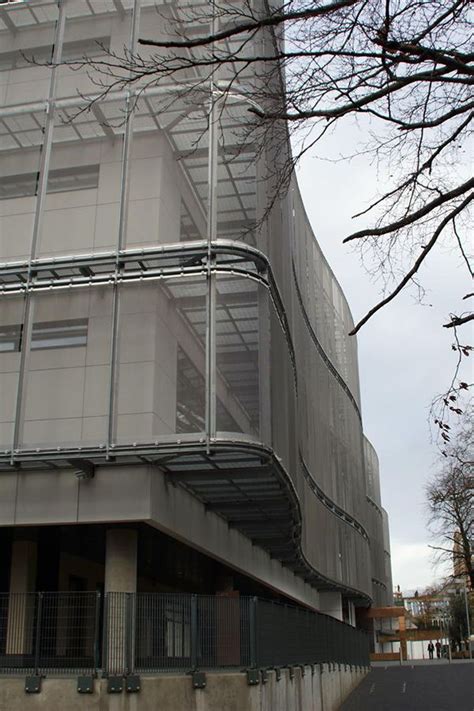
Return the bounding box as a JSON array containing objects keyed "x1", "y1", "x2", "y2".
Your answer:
[{"x1": 390, "y1": 541, "x2": 451, "y2": 593}]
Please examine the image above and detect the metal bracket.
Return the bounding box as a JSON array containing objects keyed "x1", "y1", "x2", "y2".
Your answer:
[
  {"x1": 246, "y1": 669, "x2": 260, "y2": 686},
  {"x1": 107, "y1": 676, "x2": 123, "y2": 693},
  {"x1": 67, "y1": 458, "x2": 95, "y2": 480},
  {"x1": 125, "y1": 674, "x2": 141, "y2": 693},
  {"x1": 260, "y1": 669, "x2": 268, "y2": 684},
  {"x1": 25, "y1": 676, "x2": 41, "y2": 693},
  {"x1": 77, "y1": 675, "x2": 94, "y2": 694},
  {"x1": 289, "y1": 666, "x2": 295, "y2": 680},
  {"x1": 192, "y1": 671, "x2": 206, "y2": 689},
  {"x1": 275, "y1": 667, "x2": 281, "y2": 681}
]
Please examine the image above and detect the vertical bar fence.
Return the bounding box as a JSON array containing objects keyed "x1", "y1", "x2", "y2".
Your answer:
[{"x1": 0, "y1": 592, "x2": 369, "y2": 676}]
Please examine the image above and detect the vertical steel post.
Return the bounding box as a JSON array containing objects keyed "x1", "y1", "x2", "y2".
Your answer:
[
  {"x1": 249, "y1": 597, "x2": 257, "y2": 669},
  {"x1": 34, "y1": 593, "x2": 43, "y2": 676},
  {"x1": 93, "y1": 591, "x2": 101, "y2": 675},
  {"x1": 205, "y1": 6, "x2": 219, "y2": 449},
  {"x1": 102, "y1": 593, "x2": 109, "y2": 677},
  {"x1": 191, "y1": 595, "x2": 198, "y2": 671},
  {"x1": 125, "y1": 593, "x2": 132, "y2": 675},
  {"x1": 30, "y1": 0, "x2": 67, "y2": 262},
  {"x1": 463, "y1": 583, "x2": 472, "y2": 660},
  {"x1": 11, "y1": 0, "x2": 67, "y2": 462},
  {"x1": 107, "y1": 0, "x2": 141, "y2": 454},
  {"x1": 106, "y1": 285, "x2": 120, "y2": 455}
]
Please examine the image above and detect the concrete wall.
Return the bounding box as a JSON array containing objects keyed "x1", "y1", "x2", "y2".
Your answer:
[{"x1": 0, "y1": 665, "x2": 368, "y2": 711}]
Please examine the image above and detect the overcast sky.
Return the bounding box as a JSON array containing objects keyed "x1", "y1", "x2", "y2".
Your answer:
[{"x1": 296, "y1": 121, "x2": 471, "y2": 594}]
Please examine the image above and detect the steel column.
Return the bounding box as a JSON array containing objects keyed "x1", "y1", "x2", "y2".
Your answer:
[{"x1": 10, "y1": 0, "x2": 67, "y2": 461}]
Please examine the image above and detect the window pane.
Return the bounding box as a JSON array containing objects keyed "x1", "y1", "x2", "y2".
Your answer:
[
  {"x1": 31, "y1": 318, "x2": 88, "y2": 350},
  {"x1": 0, "y1": 166, "x2": 99, "y2": 201}
]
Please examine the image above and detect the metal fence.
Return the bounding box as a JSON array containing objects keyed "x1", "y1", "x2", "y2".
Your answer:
[
  {"x1": 0, "y1": 592, "x2": 369, "y2": 676},
  {"x1": 0, "y1": 592, "x2": 100, "y2": 675}
]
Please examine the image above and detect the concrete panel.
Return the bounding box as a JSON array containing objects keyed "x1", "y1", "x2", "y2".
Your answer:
[
  {"x1": 97, "y1": 162, "x2": 122, "y2": 204},
  {"x1": 126, "y1": 198, "x2": 160, "y2": 247},
  {"x1": 117, "y1": 362, "x2": 155, "y2": 414},
  {"x1": 85, "y1": 319, "x2": 112, "y2": 367},
  {"x1": 81, "y1": 415, "x2": 108, "y2": 444},
  {"x1": 40, "y1": 205, "x2": 96, "y2": 256},
  {"x1": 131, "y1": 132, "x2": 167, "y2": 159},
  {"x1": 0, "y1": 371, "x2": 19, "y2": 420},
  {"x1": 83, "y1": 366, "x2": 109, "y2": 417},
  {"x1": 94, "y1": 203, "x2": 119, "y2": 250},
  {"x1": 0, "y1": 421, "x2": 14, "y2": 450},
  {"x1": 0, "y1": 212, "x2": 34, "y2": 261},
  {"x1": 129, "y1": 157, "x2": 163, "y2": 200},
  {"x1": 14, "y1": 470, "x2": 79, "y2": 525},
  {"x1": 77, "y1": 466, "x2": 151, "y2": 523},
  {"x1": 0, "y1": 473, "x2": 18, "y2": 526},
  {"x1": 115, "y1": 413, "x2": 156, "y2": 441},
  {"x1": 20, "y1": 418, "x2": 83, "y2": 448},
  {"x1": 118, "y1": 314, "x2": 157, "y2": 363},
  {"x1": 23, "y1": 368, "x2": 85, "y2": 420}
]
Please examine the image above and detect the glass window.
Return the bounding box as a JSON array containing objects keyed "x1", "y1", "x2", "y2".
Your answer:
[
  {"x1": 0, "y1": 165, "x2": 100, "y2": 201},
  {"x1": 31, "y1": 318, "x2": 88, "y2": 351},
  {"x1": 0, "y1": 37, "x2": 110, "y2": 72},
  {"x1": 0, "y1": 323, "x2": 22, "y2": 352}
]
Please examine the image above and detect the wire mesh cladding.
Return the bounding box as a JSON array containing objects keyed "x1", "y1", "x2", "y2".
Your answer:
[
  {"x1": 0, "y1": 592, "x2": 99, "y2": 675},
  {"x1": 0, "y1": 593, "x2": 369, "y2": 675}
]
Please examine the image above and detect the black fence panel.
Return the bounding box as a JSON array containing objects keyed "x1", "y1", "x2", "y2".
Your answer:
[
  {"x1": 134, "y1": 593, "x2": 192, "y2": 672},
  {"x1": 196, "y1": 595, "x2": 251, "y2": 669},
  {"x1": 0, "y1": 591, "x2": 370, "y2": 676},
  {"x1": 0, "y1": 593, "x2": 36, "y2": 674},
  {"x1": 38, "y1": 592, "x2": 99, "y2": 673},
  {"x1": 255, "y1": 598, "x2": 369, "y2": 668},
  {"x1": 0, "y1": 592, "x2": 100, "y2": 675}
]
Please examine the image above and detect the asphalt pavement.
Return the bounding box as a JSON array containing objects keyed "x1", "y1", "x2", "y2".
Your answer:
[{"x1": 340, "y1": 660, "x2": 474, "y2": 711}]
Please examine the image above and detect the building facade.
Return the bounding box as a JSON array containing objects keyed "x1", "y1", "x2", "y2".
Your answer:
[{"x1": 0, "y1": 0, "x2": 391, "y2": 645}]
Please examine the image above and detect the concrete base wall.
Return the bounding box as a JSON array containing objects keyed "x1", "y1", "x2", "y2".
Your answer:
[{"x1": 0, "y1": 665, "x2": 368, "y2": 711}]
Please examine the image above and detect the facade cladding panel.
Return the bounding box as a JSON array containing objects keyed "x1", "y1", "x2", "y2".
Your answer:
[{"x1": 0, "y1": 0, "x2": 391, "y2": 609}]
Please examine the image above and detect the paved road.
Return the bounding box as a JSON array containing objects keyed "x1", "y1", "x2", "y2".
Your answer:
[{"x1": 341, "y1": 661, "x2": 474, "y2": 711}]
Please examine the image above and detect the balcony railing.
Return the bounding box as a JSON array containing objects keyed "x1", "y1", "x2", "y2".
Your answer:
[{"x1": 0, "y1": 592, "x2": 370, "y2": 676}]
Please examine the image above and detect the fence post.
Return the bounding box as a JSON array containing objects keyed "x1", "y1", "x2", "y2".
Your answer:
[
  {"x1": 102, "y1": 593, "x2": 110, "y2": 677},
  {"x1": 249, "y1": 597, "x2": 257, "y2": 669},
  {"x1": 93, "y1": 591, "x2": 101, "y2": 675},
  {"x1": 191, "y1": 594, "x2": 198, "y2": 671},
  {"x1": 125, "y1": 592, "x2": 135, "y2": 675},
  {"x1": 34, "y1": 592, "x2": 43, "y2": 676}
]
